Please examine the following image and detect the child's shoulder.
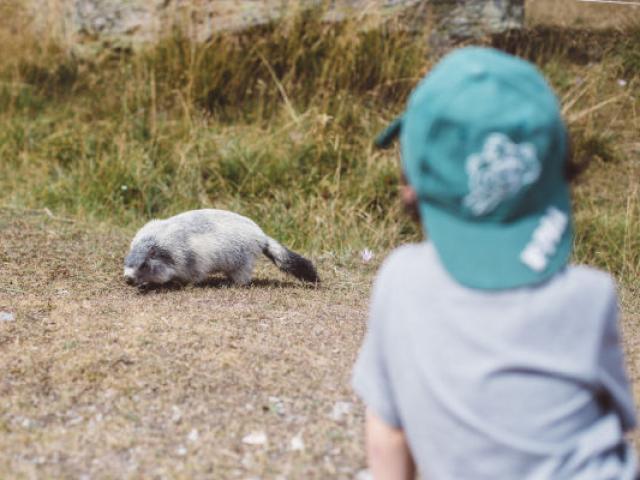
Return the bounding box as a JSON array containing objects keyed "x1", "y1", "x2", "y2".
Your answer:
[
  {"x1": 557, "y1": 264, "x2": 617, "y2": 301},
  {"x1": 377, "y1": 242, "x2": 618, "y2": 304},
  {"x1": 377, "y1": 242, "x2": 440, "y2": 279},
  {"x1": 565, "y1": 263, "x2": 616, "y2": 283},
  {"x1": 383, "y1": 241, "x2": 435, "y2": 264}
]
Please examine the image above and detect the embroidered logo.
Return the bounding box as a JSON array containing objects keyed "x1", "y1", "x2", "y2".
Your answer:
[
  {"x1": 463, "y1": 133, "x2": 541, "y2": 216},
  {"x1": 520, "y1": 207, "x2": 568, "y2": 272}
]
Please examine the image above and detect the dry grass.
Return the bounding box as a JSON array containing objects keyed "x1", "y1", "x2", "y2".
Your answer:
[{"x1": 526, "y1": 0, "x2": 640, "y2": 29}]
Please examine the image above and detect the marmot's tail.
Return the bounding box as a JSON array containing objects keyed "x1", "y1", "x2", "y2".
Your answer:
[{"x1": 262, "y1": 237, "x2": 319, "y2": 283}]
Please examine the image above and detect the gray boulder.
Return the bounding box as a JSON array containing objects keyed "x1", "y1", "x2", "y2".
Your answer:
[{"x1": 27, "y1": 0, "x2": 524, "y2": 56}]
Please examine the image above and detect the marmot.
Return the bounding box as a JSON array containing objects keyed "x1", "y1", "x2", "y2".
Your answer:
[{"x1": 123, "y1": 209, "x2": 319, "y2": 287}]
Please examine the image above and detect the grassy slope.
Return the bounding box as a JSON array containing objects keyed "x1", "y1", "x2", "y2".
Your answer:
[{"x1": 1, "y1": 1, "x2": 639, "y2": 278}]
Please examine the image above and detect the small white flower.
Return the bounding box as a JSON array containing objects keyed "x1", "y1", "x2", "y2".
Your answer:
[
  {"x1": 121, "y1": 185, "x2": 128, "y2": 191},
  {"x1": 618, "y1": 79, "x2": 628, "y2": 87},
  {"x1": 360, "y1": 249, "x2": 374, "y2": 264},
  {"x1": 176, "y1": 445, "x2": 187, "y2": 456}
]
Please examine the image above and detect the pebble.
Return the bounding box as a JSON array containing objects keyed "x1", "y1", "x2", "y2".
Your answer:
[
  {"x1": 330, "y1": 401, "x2": 353, "y2": 422},
  {"x1": 290, "y1": 433, "x2": 305, "y2": 451},
  {"x1": 242, "y1": 431, "x2": 267, "y2": 446}
]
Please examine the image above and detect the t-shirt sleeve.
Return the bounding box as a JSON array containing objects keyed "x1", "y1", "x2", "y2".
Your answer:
[
  {"x1": 597, "y1": 284, "x2": 637, "y2": 432},
  {"x1": 352, "y1": 269, "x2": 401, "y2": 429}
]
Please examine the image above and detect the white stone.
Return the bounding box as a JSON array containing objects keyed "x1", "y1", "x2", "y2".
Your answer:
[
  {"x1": 330, "y1": 401, "x2": 353, "y2": 422},
  {"x1": 242, "y1": 431, "x2": 267, "y2": 446},
  {"x1": 290, "y1": 433, "x2": 305, "y2": 451},
  {"x1": 187, "y1": 429, "x2": 199, "y2": 443},
  {"x1": 171, "y1": 405, "x2": 182, "y2": 423},
  {"x1": 355, "y1": 469, "x2": 373, "y2": 480}
]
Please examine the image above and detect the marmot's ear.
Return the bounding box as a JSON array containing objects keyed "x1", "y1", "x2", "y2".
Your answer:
[{"x1": 148, "y1": 245, "x2": 158, "y2": 258}]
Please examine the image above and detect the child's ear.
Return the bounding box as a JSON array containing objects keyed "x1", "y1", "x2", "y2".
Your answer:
[
  {"x1": 400, "y1": 184, "x2": 421, "y2": 223},
  {"x1": 400, "y1": 184, "x2": 417, "y2": 204}
]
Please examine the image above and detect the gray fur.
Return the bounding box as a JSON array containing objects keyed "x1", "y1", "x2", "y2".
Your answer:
[{"x1": 123, "y1": 209, "x2": 319, "y2": 287}]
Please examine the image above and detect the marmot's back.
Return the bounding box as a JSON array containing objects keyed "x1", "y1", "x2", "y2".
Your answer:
[{"x1": 124, "y1": 209, "x2": 318, "y2": 286}]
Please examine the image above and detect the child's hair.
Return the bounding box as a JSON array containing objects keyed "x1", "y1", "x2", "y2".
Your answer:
[{"x1": 565, "y1": 135, "x2": 591, "y2": 182}]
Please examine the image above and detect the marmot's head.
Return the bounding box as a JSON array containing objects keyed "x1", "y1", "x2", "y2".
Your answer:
[{"x1": 124, "y1": 238, "x2": 177, "y2": 287}]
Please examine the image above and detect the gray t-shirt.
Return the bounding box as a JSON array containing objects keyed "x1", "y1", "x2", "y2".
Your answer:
[{"x1": 353, "y1": 242, "x2": 637, "y2": 479}]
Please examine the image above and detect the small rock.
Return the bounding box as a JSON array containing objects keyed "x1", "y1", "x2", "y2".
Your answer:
[
  {"x1": 187, "y1": 429, "x2": 199, "y2": 443},
  {"x1": 241, "y1": 454, "x2": 254, "y2": 468},
  {"x1": 355, "y1": 469, "x2": 373, "y2": 480},
  {"x1": 0, "y1": 311, "x2": 15, "y2": 322},
  {"x1": 290, "y1": 433, "x2": 305, "y2": 452},
  {"x1": 618, "y1": 79, "x2": 628, "y2": 87},
  {"x1": 330, "y1": 401, "x2": 353, "y2": 422},
  {"x1": 171, "y1": 405, "x2": 182, "y2": 423},
  {"x1": 68, "y1": 416, "x2": 84, "y2": 426},
  {"x1": 268, "y1": 396, "x2": 286, "y2": 417},
  {"x1": 242, "y1": 431, "x2": 267, "y2": 446}
]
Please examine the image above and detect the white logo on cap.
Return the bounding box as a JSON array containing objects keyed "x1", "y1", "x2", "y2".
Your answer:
[
  {"x1": 463, "y1": 133, "x2": 541, "y2": 216},
  {"x1": 520, "y1": 207, "x2": 568, "y2": 272}
]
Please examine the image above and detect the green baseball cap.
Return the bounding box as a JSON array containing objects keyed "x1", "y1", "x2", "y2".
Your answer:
[{"x1": 377, "y1": 47, "x2": 572, "y2": 290}]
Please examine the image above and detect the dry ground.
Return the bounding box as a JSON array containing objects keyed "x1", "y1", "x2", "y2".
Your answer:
[
  {"x1": 1, "y1": 209, "x2": 640, "y2": 479},
  {"x1": 0, "y1": 210, "x2": 377, "y2": 479}
]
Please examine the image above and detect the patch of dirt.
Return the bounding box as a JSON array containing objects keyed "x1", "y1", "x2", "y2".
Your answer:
[
  {"x1": 0, "y1": 210, "x2": 374, "y2": 478},
  {"x1": 0, "y1": 209, "x2": 638, "y2": 478}
]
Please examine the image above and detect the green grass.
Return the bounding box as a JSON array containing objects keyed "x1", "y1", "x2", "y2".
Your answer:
[{"x1": 1, "y1": 5, "x2": 639, "y2": 281}]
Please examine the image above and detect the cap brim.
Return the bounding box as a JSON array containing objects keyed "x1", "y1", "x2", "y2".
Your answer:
[
  {"x1": 374, "y1": 116, "x2": 403, "y2": 149},
  {"x1": 420, "y1": 186, "x2": 573, "y2": 290}
]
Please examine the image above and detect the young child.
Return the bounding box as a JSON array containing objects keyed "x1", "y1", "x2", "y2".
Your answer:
[{"x1": 352, "y1": 47, "x2": 638, "y2": 479}]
